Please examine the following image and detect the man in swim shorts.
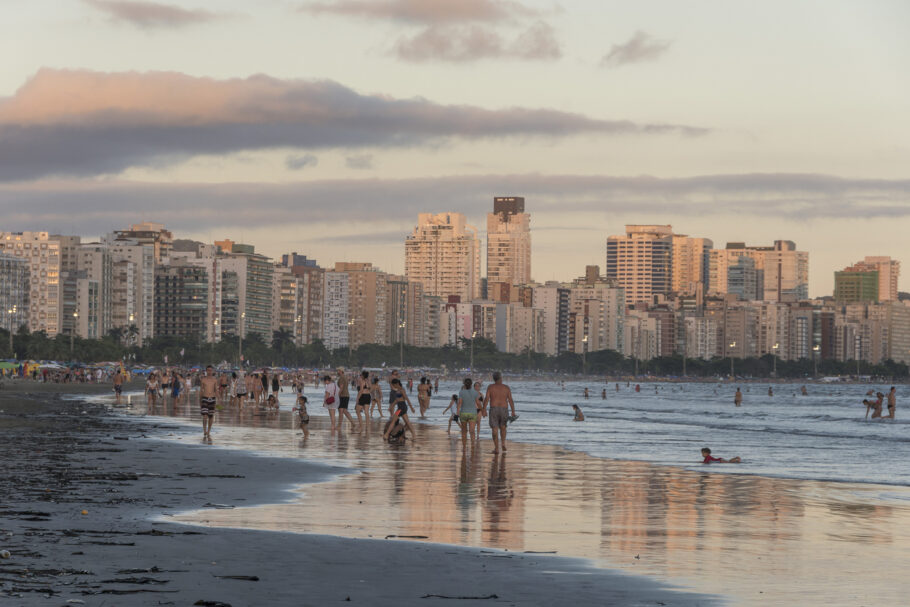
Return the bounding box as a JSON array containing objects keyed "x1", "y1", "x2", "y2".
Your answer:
[
  {"x1": 199, "y1": 365, "x2": 218, "y2": 438},
  {"x1": 483, "y1": 372, "x2": 517, "y2": 454}
]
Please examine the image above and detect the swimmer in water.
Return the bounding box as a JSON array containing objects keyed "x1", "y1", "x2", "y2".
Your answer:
[
  {"x1": 701, "y1": 447, "x2": 741, "y2": 464},
  {"x1": 572, "y1": 404, "x2": 585, "y2": 421},
  {"x1": 734, "y1": 388, "x2": 743, "y2": 407}
]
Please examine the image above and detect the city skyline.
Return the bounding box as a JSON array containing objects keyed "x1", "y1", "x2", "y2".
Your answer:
[{"x1": 1, "y1": 1, "x2": 908, "y2": 297}]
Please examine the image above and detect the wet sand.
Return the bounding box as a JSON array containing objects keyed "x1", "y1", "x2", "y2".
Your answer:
[
  {"x1": 1, "y1": 383, "x2": 715, "y2": 606},
  {"x1": 125, "y1": 391, "x2": 910, "y2": 607}
]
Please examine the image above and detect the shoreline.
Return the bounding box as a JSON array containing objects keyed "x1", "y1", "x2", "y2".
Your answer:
[
  {"x1": 116, "y1": 386, "x2": 910, "y2": 607},
  {"x1": 0, "y1": 382, "x2": 718, "y2": 606}
]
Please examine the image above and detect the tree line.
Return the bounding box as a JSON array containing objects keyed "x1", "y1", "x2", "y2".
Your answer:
[{"x1": 2, "y1": 326, "x2": 907, "y2": 378}]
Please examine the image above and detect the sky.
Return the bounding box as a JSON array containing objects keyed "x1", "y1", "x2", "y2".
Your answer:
[{"x1": 2, "y1": 0, "x2": 909, "y2": 295}]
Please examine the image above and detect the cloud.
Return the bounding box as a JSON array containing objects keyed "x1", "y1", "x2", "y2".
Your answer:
[
  {"x1": 600, "y1": 31, "x2": 671, "y2": 68},
  {"x1": 0, "y1": 69, "x2": 707, "y2": 181},
  {"x1": 286, "y1": 153, "x2": 319, "y2": 170},
  {"x1": 2, "y1": 173, "x2": 907, "y2": 236},
  {"x1": 299, "y1": 0, "x2": 535, "y2": 24},
  {"x1": 345, "y1": 154, "x2": 374, "y2": 169},
  {"x1": 83, "y1": 0, "x2": 224, "y2": 28},
  {"x1": 394, "y1": 21, "x2": 560, "y2": 62}
]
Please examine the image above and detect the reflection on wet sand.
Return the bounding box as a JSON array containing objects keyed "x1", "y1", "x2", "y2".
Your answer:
[{"x1": 124, "y1": 393, "x2": 910, "y2": 606}]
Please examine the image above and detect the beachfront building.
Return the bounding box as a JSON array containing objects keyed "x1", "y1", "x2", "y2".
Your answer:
[
  {"x1": 113, "y1": 222, "x2": 173, "y2": 264},
  {"x1": 322, "y1": 271, "x2": 350, "y2": 351},
  {"x1": 0, "y1": 253, "x2": 29, "y2": 339},
  {"x1": 531, "y1": 283, "x2": 571, "y2": 356},
  {"x1": 710, "y1": 241, "x2": 809, "y2": 302},
  {"x1": 671, "y1": 234, "x2": 713, "y2": 297},
  {"x1": 834, "y1": 271, "x2": 879, "y2": 303},
  {"x1": 837, "y1": 256, "x2": 900, "y2": 302},
  {"x1": 335, "y1": 262, "x2": 389, "y2": 348},
  {"x1": 405, "y1": 212, "x2": 481, "y2": 303},
  {"x1": 154, "y1": 260, "x2": 210, "y2": 341},
  {"x1": 0, "y1": 232, "x2": 62, "y2": 336},
  {"x1": 218, "y1": 243, "x2": 274, "y2": 340},
  {"x1": 606, "y1": 225, "x2": 673, "y2": 305},
  {"x1": 487, "y1": 196, "x2": 531, "y2": 290},
  {"x1": 102, "y1": 238, "x2": 156, "y2": 346},
  {"x1": 280, "y1": 253, "x2": 324, "y2": 345},
  {"x1": 73, "y1": 244, "x2": 113, "y2": 340}
]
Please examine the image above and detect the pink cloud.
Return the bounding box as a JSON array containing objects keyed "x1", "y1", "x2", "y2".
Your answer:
[
  {"x1": 83, "y1": 0, "x2": 224, "y2": 28},
  {"x1": 300, "y1": 0, "x2": 535, "y2": 24}
]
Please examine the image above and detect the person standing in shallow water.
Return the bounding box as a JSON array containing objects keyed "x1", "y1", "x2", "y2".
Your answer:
[
  {"x1": 199, "y1": 365, "x2": 218, "y2": 439},
  {"x1": 734, "y1": 388, "x2": 743, "y2": 407},
  {"x1": 483, "y1": 372, "x2": 517, "y2": 454}
]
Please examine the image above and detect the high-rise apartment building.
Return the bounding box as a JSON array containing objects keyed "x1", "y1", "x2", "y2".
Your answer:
[
  {"x1": 322, "y1": 271, "x2": 350, "y2": 350},
  {"x1": 405, "y1": 212, "x2": 480, "y2": 302},
  {"x1": 834, "y1": 271, "x2": 879, "y2": 303},
  {"x1": 0, "y1": 232, "x2": 62, "y2": 335},
  {"x1": 840, "y1": 256, "x2": 900, "y2": 302},
  {"x1": 280, "y1": 253, "x2": 324, "y2": 345},
  {"x1": 113, "y1": 222, "x2": 173, "y2": 264},
  {"x1": 335, "y1": 262, "x2": 389, "y2": 347},
  {"x1": 606, "y1": 225, "x2": 673, "y2": 305},
  {"x1": 710, "y1": 241, "x2": 809, "y2": 302},
  {"x1": 0, "y1": 254, "x2": 29, "y2": 337},
  {"x1": 487, "y1": 197, "x2": 531, "y2": 289},
  {"x1": 102, "y1": 238, "x2": 156, "y2": 345},
  {"x1": 219, "y1": 245, "x2": 274, "y2": 339},
  {"x1": 154, "y1": 261, "x2": 210, "y2": 339},
  {"x1": 671, "y1": 234, "x2": 713, "y2": 296},
  {"x1": 74, "y1": 244, "x2": 113, "y2": 339}
]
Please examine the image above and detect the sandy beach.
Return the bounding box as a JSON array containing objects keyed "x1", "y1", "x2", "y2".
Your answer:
[{"x1": 0, "y1": 381, "x2": 716, "y2": 606}]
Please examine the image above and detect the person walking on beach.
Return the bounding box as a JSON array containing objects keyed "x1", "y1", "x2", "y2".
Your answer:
[
  {"x1": 323, "y1": 374, "x2": 340, "y2": 431},
  {"x1": 483, "y1": 372, "x2": 517, "y2": 454},
  {"x1": 442, "y1": 393, "x2": 459, "y2": 433},
  {"x1": 473, "y1": 381, "x2": 485, "y2": 440},
  {"x1": 199, "y1": 365, "x2": 218, "y2": 439},
  {"x1": 387, "y1": 369, "x2": 401, "y2": 416},
  {"x1": 146, "y1": 372, "x2": 159, "y2": 410},
  {"x1": 457, "y1": 378, "x2": 480, "y2": 446},
  {"x1": 112, "y1": 369, "x2": 124, "y2": 405},
  {"x1": 295, "y1": 395, "x2": 310, "y2": 438},
  {"x1": 355, "y1": 370, "x2": 371, "y2": 428},
  {"x1": 734, "y1": 388, "x2": 743, "y2": 407},
  {"x1": 417, "y1": 376, "x2": 431, "y2": 418},
  {"x1": 335, "y1": 368, "x2": 359, "y2": 432},
  {"x1": 370, "y1": 376, "x2": 384, "y2": 418}
]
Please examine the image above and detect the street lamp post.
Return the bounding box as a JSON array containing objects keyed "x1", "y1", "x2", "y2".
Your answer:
[
  {"x1": 239, "y1": 312, "x2": 245, "y2": 364},
  {"x1": 813, "y1": 344, "x2": 820, "y2": 378},
  {"x1": 729, "y1": 341, "x2": 737, "y2": 378},
  {"x1": 470, "y1": 331, "x2": 477, "y2": 372},
  {"x1": 7, "y1": 305, "x2": 15, "y2": 355},
  {"x1": 212, "y1": 318, "x2": 219, "y2": 356},
  {"x1": 582, "y1": 334, "x2": 588, "y2": 376},
  {"x1": 71, "y1": 312, "x2": 78, "y2": 358},
  {"x1": 772, "y1": 343, "x2": 779, "y2": 377},
  {"x1": 399, "y1": 321, "x2": 406, "y2": 368}
]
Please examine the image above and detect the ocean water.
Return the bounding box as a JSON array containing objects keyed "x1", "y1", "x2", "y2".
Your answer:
[{"x1": 427, "y1": 380, "x2": 909, "y2": 487}]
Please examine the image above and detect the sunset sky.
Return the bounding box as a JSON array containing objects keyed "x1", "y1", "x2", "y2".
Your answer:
[{"x1": 2, "y1": 0, "x2": 908, "y2": 294}]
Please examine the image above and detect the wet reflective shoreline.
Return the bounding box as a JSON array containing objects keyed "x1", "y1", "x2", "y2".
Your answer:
[{"x1": 110, "y1": 390, "x2": 910, "y2": 606}]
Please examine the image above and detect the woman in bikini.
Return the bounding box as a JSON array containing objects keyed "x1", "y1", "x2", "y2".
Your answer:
[{"x1": 417, "y1": 376, "x2": 431, "y2": 418}]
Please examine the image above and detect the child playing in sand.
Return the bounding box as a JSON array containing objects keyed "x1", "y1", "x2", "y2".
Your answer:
[
  {"x1": 294, "y1": 395, "x2": 309, "y2": 438},
  {"x1": 701, "y1": 447, "x2": 740, "y2": 464},
  {"x1": 442, "y1": 394, "x2": 459, "y2": 433}
]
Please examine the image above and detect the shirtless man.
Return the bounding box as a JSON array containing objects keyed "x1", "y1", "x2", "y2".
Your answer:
[
  {"x1": 199, "y1": 365, "x2": 218, "y2": 438},
  {"x1": 483, "y1": 372, "x2": 517, "y2": 454},
  {"x1": 112, "y1": 369, "x2": 124, "y2": 405},
  {"x1": 886, "y1": 386, "x2": 897, "y2": 419},
  {"x1": 734, "y1": 387, "x2": 743, "y2": 407}
]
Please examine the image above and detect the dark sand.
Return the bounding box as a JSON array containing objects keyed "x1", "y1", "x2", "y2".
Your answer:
[{"x1": 0, "y1": 381, "x2": 715, "y2": 606}]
